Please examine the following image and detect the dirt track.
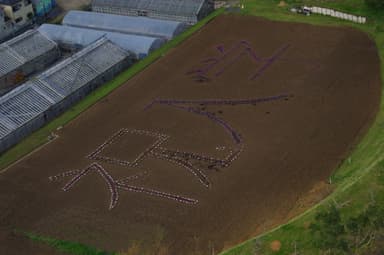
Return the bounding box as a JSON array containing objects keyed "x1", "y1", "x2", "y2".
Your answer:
[{"x1": 0, "y1": 15, "x2": 381, "y2": 255}]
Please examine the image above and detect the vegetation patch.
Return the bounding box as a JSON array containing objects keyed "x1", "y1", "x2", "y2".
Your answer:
[{"x1": 22, "y1": 232, "x2": 115, "y2": 255}]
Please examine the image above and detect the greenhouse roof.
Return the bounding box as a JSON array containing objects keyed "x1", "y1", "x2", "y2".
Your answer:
[
  {"x1": 92, "y1": 0, "x2": 206, "y2": 16},
  {"x1": 0, "y1": 30, "x2": 58, "y2": 77},
  {"x1": 38, "y1": 24, "x2": 165, "y2": 59},
  {"x1": 0, "y1": 83, "x2": 53, "y2": 140},
  {"x1": 0, "y1": 38, "x2": 130, "y2": 140},
  {"x1": 36, "y1": 37, "x2": 130, "y2": 97},
  {"x1": 62, "y1": 10, "x2": 187, "y2": 39}
]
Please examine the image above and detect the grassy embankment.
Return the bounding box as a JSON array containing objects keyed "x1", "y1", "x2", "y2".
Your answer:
[{"x1": 220, "y1": 0, "x2": 384, "y2": 254}]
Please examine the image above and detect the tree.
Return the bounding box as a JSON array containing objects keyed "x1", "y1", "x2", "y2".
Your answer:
[
  {"x1": 345, "y1": 214, "x2": 369, "y2": 252},
  {"x1": 310, "y1": 205, "x2": 349, "y2": 254},
  {"x1": 345, "y1": 202, "x2": 384, "y2": 252},
  {"x1": 365, "y1": 0, "x2": 384, "y2": 10}
]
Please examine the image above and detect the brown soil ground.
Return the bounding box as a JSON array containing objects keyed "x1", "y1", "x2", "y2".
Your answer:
[
  {"x1": 0, "y1": 15, "x2": 381, "y2": 255},
  {"x1": 270, "y1": 240, "x2": 282, "y2": 251},
  {"x1": 55, "y1": 0, "x2": 91, "y2": 11}
]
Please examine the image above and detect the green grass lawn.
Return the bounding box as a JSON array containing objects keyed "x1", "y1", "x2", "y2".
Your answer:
[{"x1": 220, "y1": 1, "x2": 384, "y2": 254}]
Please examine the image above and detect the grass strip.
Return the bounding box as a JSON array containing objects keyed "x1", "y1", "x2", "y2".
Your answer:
[{"x1": 22, "y1": 231, "x2": 116, "y2": 255}]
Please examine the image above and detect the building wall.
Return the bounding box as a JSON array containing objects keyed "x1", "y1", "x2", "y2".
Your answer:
[
  {"x1": 0, "y1": 110, "x2": 46, "y2": 152},
  {"x1": 0, "y1": 8, "x2": 14, "y2": 41},
  {"x1": 0, "y1": 0, "x2": 34, "y2": 26}
]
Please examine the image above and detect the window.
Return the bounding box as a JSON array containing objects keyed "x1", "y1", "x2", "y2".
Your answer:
[
  {"x1": 12, "y1": 4, "x2": 22, "y2": 12},
  {"x1": 138, "y1": 10, "x2": 148, "y2": 16}
]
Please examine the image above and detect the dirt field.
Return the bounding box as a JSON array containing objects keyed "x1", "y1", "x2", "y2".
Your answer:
[
  {"x1": 0, "y1": 15, "x2": 381, "y2": 255},
  {"x1": 55, "y1": 0, "x2": 91, "y2": 11}
]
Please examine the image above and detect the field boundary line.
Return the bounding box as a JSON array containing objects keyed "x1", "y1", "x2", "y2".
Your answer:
[{"x1": 0, "y1": 135, "x2": 60, "y2": 175}]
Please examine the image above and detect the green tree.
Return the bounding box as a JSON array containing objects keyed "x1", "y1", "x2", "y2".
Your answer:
[
  {"x1": 310, "y1": 205, "x2": 349, "y2": 254},
  {"x1": 365, "y1": 0, "x2": 384, "y2": 10},
  {"x1": 345, "y1": 213, "x2": 369, "y2": 251},
  {"x1": 345, "y1": 202, "x2": 384, "y2": 252}
]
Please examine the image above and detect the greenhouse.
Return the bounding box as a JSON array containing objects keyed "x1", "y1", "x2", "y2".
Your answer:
[
  {"x1": 62, "y1": 10, "x2": 187, "y2": 39},
  {"x1": 91, "y1": 0, "x2": 214, "y2": 25},
  {"x1": 0, "y1": 38, "x2": 133, "y2": 153},
  {"x1": 0, "y1": 30, "x2": 60, "y2": 94},
  {"x1": 38, "y1": 24, "x2": 165, "y2": 59}
]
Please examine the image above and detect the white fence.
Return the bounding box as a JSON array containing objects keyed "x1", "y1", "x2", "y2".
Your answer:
[{"x1": 309, "y1": 6, "x2": 366, "y2": 24}]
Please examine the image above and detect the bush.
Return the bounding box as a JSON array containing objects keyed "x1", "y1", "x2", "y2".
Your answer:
[
  {"x1": 365, "y1": 0, "x2": 384, "y2": 10},
  {"x1": 310, "y1": 204, "x2": 349, "y2": 254}
]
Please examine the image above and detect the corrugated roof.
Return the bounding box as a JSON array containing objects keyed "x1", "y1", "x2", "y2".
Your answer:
[
  {"x1": 0, "y1": 84, "x2": 52, "y2": 131},
  {"x1": 0, "y1": 38, "x2": 130, "y2": 140},
  {"x1": 34, "y1": 37, "x2": 130, "y2": 99},
  {"x1": 0, "y1": 30, "x2": 58, "y2": 77}
]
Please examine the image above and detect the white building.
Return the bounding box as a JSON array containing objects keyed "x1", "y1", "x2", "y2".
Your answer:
[
  {"x1": 0, "y1": 7, "x2": 14, "y2": 40},
  {"x1": 0, "y1": 0, "x2": 34, "y2": 27}
]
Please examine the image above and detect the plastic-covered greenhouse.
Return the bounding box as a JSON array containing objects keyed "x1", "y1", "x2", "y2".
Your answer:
[
  {"x1": 0, "y1": 38, "x2": 133, "y2": 153},
  {"x1": 91, "y1": 0, "x2": 214, "y2": 25},
  {"x1": 38, "y1": 24, "x2": 165, "y2": 59},
  {"x1": 62, "y1": 10, "x2": 187, "y2": 40},
  {"x1": 0, "y1": 30, "x2": 59, "y2": 94}
]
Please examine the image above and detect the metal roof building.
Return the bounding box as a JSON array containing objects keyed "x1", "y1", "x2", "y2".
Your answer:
[
  {"x1": 0, "y1": 29, "x2": 60, "y2": 94},
  {"x1": 0, "y1": 37, "x2": 133, "y2": 153},
  {"x1": 62, "y1": 10, "x2": 187, "y2": 40},
  {"x1": 91, "y1": 0, "x2": 214, "y2": 25},
  {"x1": 38, "y1": 24, "x2": 165, "y2": 59}
]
